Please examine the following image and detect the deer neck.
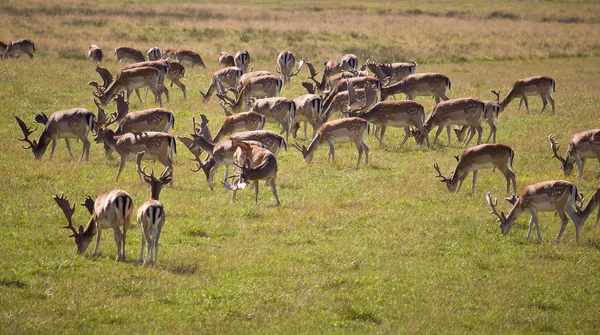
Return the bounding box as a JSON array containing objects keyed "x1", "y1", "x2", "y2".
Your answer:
[
  {"x1": 35, "y1": 130, "x2": 52, "y2": 157},
  {"x1": 194, "y1": 136, "x2": 215, "y2": 155},
  {"x1": 82, "y1": 217, "x2": 97, "y2": 237},
  {"x1": 305, "y1": 134, "x2": 322, "y2": 161},
  {"x1": 579, "y1": 198, "x2": 599, "y2": 225},
  {"x1": 150, "y1": 185, "x2": 162, "y2": 201}
]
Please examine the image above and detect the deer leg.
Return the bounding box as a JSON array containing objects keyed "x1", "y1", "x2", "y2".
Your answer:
[
  {"x1": 362, "y1": 139, "x2": 369, "y2": 166},
  {"x1": 532, "y1": 209, "x2": 542, "y2": 243},
  {"x1": 270, "y1": 178, "x2": 281, "y2": 206},
  {"x1": 565, "y1": 206, "x2": 581, "y2": 242},
  {"x1": 161, "y1": 83, "x2": 170, "y2": 103},
  {"x1": 327, "y1": 139, "x2": 335, "y2": 162},
  {"x1": 81, "y1": 138, "x2": 91, "y2": 162},
  {"x1": 526, "y1": 215, "x2": 535, "y2": 241},
  {"x1": 121, "y1": 219, "x2": 127, "y2": 262},
  {"x1": 93, "y1": 223, "x2": 102, "y2": 256},
  {"x1": 433, "y1": 126, "x2": 444, "y2": 145},
  {"x1": 139, "y1": 221, "x2": 146, "y2": 263},
  {"x1": 555, "y1": 210, "x2": 569, "y2": 243},
  {"x1": 398, "y1": 127, "x2": 412, "y2": 148},
  {"x1": 64, "y1": 138, "x2": 75, "y2": 159},
  {"x1": 303, "y1": 121, "x2": 308, "y2": 141},
  {"x1": 474, "y1": 124, "x2": 483, "y2": 145},
  {"x1": 49, "y1": 137, "x2": 58, "y2": 160},
  {"x1": 499, "y1": 166, "x2": 516, "y2": 194},
  {"x1": 172, "y1": 79, "x2": 187, "y2": 100},
  {"x1": 486, "y1": 122, "x2": 496, "y2": 144},
  {"x1": 379, "y1": 126, "x2": 388, "y2": 146},
  {"x1": 540, "y1": 94, "x2": 548, "y2": 114},
  {"x1": 134, "y1": 89, "x2": 143, "y2": 103},
  {"x1": 113, "y1": 226, "x2": 123, "y2": 261},
  {"x1": 439, "y1": 91, "x2": 450, "y2": 101},
  {"x1": 434, "y1": 95, "x2": 440, "y2": 104},
  {"x1": 522, "y1": 95, "x2": 530, "y2": 114},
  {"x1": 471, "y1": 170, "x2": 478, "y2": 195},
  {"x1": 154, "y1": 226, "x2": 161, "y2": 265},
  {"x1": 547, "y1": 92, "x2": 555, "y2": 113},
  {"x1": 254, "y1": 180, "x2": 259, "y2": 205},
  {"x1": 115, "y1": 155, "x2": 127, "y2": 182},
  {"x1": 446, "y1": 126, "x2": 452, "y2": 145},
  {"x1": 517, "y1": 98, "x2": 523, "y2": 112}
]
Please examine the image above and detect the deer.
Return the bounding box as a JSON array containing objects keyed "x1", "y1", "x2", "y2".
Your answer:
[
  {"x1": 218, "y1": 75, "x2": 283, "y2": 114},
  {"x1": 199, "y1": 67, "x2": 244, "y2": 103},
  {"x1": 293, "y1": 117, "x2": 369, "y2": 169},
  {"x1": 114, "y1": 46, "x2": 145, "y2": 63},
  {"x1": 576, "y1": 183, "x2": 600, "y2": 227},
  {"x1": 163, "y1": 49, "x2": 206, "y2": 68},
  {"x1": 356, "y1": 100, "x2": 429, "y2": 149},
  {"x1": 135, "y1": 152, "x2": 172, "y2": 266},
  {"x1": 94, "y1": 98, "x2": 174, "y2": 135},
  {"x1": 304, "y1": 61, "x2": 373, "y2": 95},
  {"x1": 237, "y1": 71, "x2": 275, "y2": 92},
  {"x1": 433, "y1": 144, "x2": 516, "y2": 195},
  {"x1": 454, "y1": 91, "x2": 502, "y2": 144},
  {"x1": 247, "y1": 97, "x2": 296, "y2": 142},
  {"x1": 186, "y1": 136, "x2": 238, "y2": 191},
  {"x1": 321, "y1": 76, "x2": 383, "y2": 112},
  {"x1": 325, "y1": 70, "x2": 368, "y2": 91},
  {"x1": 321, "y1": 83, "x2": 379, "y2": 122},
  {"x1": 13, "y1": 109, "x2": 95, "y2": 161},
  {"x1": 94, "y1": 66, "x2": 163, "y2": 107},
  {"x1": 165, "y1": 60, "x2": 186, "y2": 99},
  {"x1": 234, "y1": 50, "x2": 251, "y2": 72},
  {"x1": 218, "y1": 52, "x2": 235, "y2": 67},
  {"x1": 380, "y1": 73, "x2": 451, "y2": 103},
  {"x1": 53, "y1": 191, "x2": 133, "y2": 261},
  {"x1": 291, "y1": 94, "x2": 323, "y2": 141},
  {"x1": 228, "y1": 130, "x2": 287, "y2": 156},
  {"x1": 147, "y1": 47, "x2": 161, "y2": 61},
  {"x1": 413, "y1": 98, "x2": 488, "y2": 147},
  {"x1": 0, "y1": 41, "x2": 7, "y2": 56},
  {"x1": 87, "y1": 45, "x2": 103, "y2": 63},
  {"x1": 224, "y1": 139, "x2": 280, "y2": 206},
  {"x1": 122, "y1": 59, "x2": 171, "y2": 103},
  {"x1": 276, "y1": 51, "x2": 304, "y2": 84},
  {"x1": 486, "y1": 180, "x2": 583, "y2": 243},
  {"x1": 548, "y1": 130, "x2": 600, "y2": 179},
  {"x1": 496, "y1": 76, "x2": 555, "y2": 114},
  {"x1": 212, "y1": 112, "x2": 265, "y2": 142},
  {"x1": 363, "y1": 59, "x2": 417, "y2": 85},
  {"x1": 3, "y1": 38, "x2": 35, "y2": 58}
]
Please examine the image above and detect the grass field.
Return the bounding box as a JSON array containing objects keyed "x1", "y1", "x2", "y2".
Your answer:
[{"x1": 1, "y1": 0, "x2": 600, "y2": 333}]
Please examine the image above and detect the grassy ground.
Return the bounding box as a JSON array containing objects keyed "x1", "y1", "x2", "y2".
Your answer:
[{"x1": 1, "y1": 0, "x2": 600, "y2": 333}]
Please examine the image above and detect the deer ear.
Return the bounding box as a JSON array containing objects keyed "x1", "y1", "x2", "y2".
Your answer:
[
  {"x1": 454, "y1": 155, "x2": 460, "y2": 162},
  {"x1": 78, "y1": 225, "x2": 84, "y2": 233}
]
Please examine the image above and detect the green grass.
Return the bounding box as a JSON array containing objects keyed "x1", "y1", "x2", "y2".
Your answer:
[{"x1": 1, "y1": 0, "x2": 600, "y2": 333}]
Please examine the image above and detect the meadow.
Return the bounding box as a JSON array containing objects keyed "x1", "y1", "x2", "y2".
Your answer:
[{"x1": 1, "y1": 0, "x2": 600, "y2": 333}]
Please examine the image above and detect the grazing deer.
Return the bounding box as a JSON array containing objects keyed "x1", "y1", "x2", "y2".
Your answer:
[
  {"x1": 293, "y1": 117, "x2": 369, "y2": 169},
  {"x1": 122, "y1": 59, "x2": 171, "y2": 103},
  {"x1": 292, "y1": 94, "x2": 323, "y2": 140},
  {"x1": 87, "y1": 45, "x2": 103, "y2": 63},
  {"x1": 247, "y1": 97, "x2": 296, "y2": 142},
  {"x1": 357, "y1": 100, "x2": 429, "y2": 149},
  {"x1": 218, "y1": 52, "x2": 235, "y2": 67},
  {"x1": 186, "y1": 136, "x2": 238, "y2": 191},
  {"x1": 94, "y1": 98, "x2": 174, "y2": 135},
  {"x1": 218, "y1": 75, "x2": 283, "y2": 113},
  {"x1": 413, "y1": 98, "x2": 488, "y2": 147},
  {"x1": 363, "y1": 59, "x2": 417, "y2": 85},
  {"x1": 53, "y1": 191, "x2": 133, "y2": 260},
  {"x1": 200, "y1": 67, "x2": 244, "y2": 103},
  {"x1": 3, "y1": 38, "x2": 35, "y2": 58},
  {"x1": 94, "y1": 66, "x2": 163, "y2": 107},
  {"x1": 323, "y1": 54, "x2": 358, "y2": 80},
  {"x1": 165, "y1": 60, "x2": 186, "y2": 99},
  {"x1": 322, "y1": 76, "x2": 383, "y2": 112},
  {"x1": 549, "y1": 130, "x2": 600, "y2": 179},
  {"x1": 13, "y1": 109, "x2": 95, "y2": 161},
  {"x1": 234, "y1": 50, "x2": 251, "y2": 72},
  {"x1": 212, "y1": 112, "x2": 265, "y2": 142},
  {"x1": 114, "y1": 46, "x2": 145, "y2": 63},
  {"x1": 497, "y1": 76, "x2": 555, "y2": 114},
  {"x1": 162, "y1": 49, "x2": 205, "y2": 68},
  {"x1": 576, "y1": 183, "x2": 600, "y2": 227},
  {"x1": 454, "y1": 91, "x2": 502, "y2": 144},
  {"x1": 94, "y1": 129, "x2": 176, "y2": 185},
  {"x1": 433, "y1": 144, "x2": 516, "y2": 195},
  {"x1": 147, "y1": 47, "x2": 161, "y2": 61},
  {"x1": 486, "y1": 180, "x2": 583, "y2": 243},
  {"x1": 225, "y1": 139, "x2": 280, "y2": 206},
  {"x1": 322, "y1": 83, "x2": 379, "y2": 122},
  {"x1": 237, "y1": 70, "x2": 275, "y2": 92},
  {"x1": 135, "y1": 152, "x2": 171, "y2": 266},
  {"x1": 229, "y1": 130, "x2": 287, "y2": 155},
  {"x1": 276, "y1": 51, "x2": 304, "y2": 84},
  {"x1": 380, "y1": 73, "x2": 451, "y2": 103}
]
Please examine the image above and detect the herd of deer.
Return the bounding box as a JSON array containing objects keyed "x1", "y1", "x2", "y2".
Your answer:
[{"x1": 7, "y1": 40, "x2": 600, "y2": 265}]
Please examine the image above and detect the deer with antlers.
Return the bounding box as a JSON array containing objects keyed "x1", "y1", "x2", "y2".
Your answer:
[
  {"x1": 293, "y1": 117, "x2": 369, "y2": 169},
  {"x1": 87, "y1": 45, "x2": 103, "y2": 63},
  {"x1": 321, "y1": 82, "x2": 379, "y2": 122},
  {"x1": 94, "y1": 66, "x2": 164, "y2": 107},
  {"x1": 122, "y1": 58, "x2": 171, "y2": 103},
  {"x1": 548, "y1": 130, "x2": 600, "y2": 179},
  {"x1": 321, "y1": 76, "x2": 383, "y2": 112},
  {"x1": 576, "y1": 183, "x2": 600, "y2": 227},
  {"x1": 13, "y1": 109, "x2": 96, "y2": 161},
  {"x1": 363, "y1": 59, "x2": 417, "y2": 85},
  {"x1": 496, "y1": 76, "x2": 555, "y2": 114},
  {"x1": 225, "y1": 139, "x2": 280, "y2": 205},
  {"x1": 135, "y1": 152, "x2": 172, "y2": 266},
  {"x1": 380, "y1": 73, "x2": 451, "y2": 103},
  {"x1": 218, "y1": 75, "x2": 283, "y2": 113},
  {"x1": 3, "y1": 38, "x2": 35, "y2": 58},
  {"x1": 218, "y1": 52, "x2": 235, "y2": 68},
  {"x1": 291, "y1": 94, "x2": 323, "y2": 141},
  {"x1": 53, "y1": 191, "x2": 133, "y2": 260},
  {"x1": 234, "y1": 50, "x2": 251, "y2": 72},
  {"x1": 114, "y1": 46, "x2": 145, "y2": 63},
  {"x1": 433, "y1": 144, "x2": 516, "y2": 195},
  {"x1": 200, "y1": 67, "x2": 244, "y2": 103},
  {"x1": 94, "y1": 97, "x2": 174, "y2": 135},
  {"x1": 486, "y1": 180, "x2": 583, "y2": 243},
  {"x1": 276, "y1": 51, "x2": 304, "y2": 84},
  {"x1": 247, "y1": 97, "x2": 296, "y2": 142}
]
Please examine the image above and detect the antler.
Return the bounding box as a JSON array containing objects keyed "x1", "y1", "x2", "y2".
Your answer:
[
  {"x1": 486, "y1": 192, "x2": 506, "y2": 222},
  {"x1": 304, "y1": 61, "x2": 320, "y2": 86},
  {"x1": 53, "y1": 193, "x2": 79, "y2": 238},
  {"x1": 548, "y1": 134, "x2": 566, "y2": 165},
  {"x1": 292, "y1": 140, "x2": 308, "y2": 157},
  {"x1": 345, "y1": 79, "x2": 366, "y2": 113},
  {"x1": 219, "y1": 101, "x2": 232, "y2": 116},
  {"x1": 301, "y1": 81, "x2": 316, "y2": 94},
  {"x1": 13, "y1": 114, "x2": 38, "y2": 150},
  {"x1": 490, "y1": 90, "x2": 500, "y2": 104},
  {"x1": 575, "y1": 192, "x2": 585, "y2": 212},
  {"x1": 290, "y1": 59, "x2": 305, "y2": 77},
  {"x1": 432, "y1": 163, "x2": 448, "y2": 182},
  {"x1": 81, "y1": 196, "x2": 95, "y2": 215},
  {"x1": 95, "y1": 65, "x2": 113, "y2": 89},
  {"x1": 34, "y1": 113, "x2": 48, "y2": 125},
  {"x1": 136, "y1": 151, "x2": 155, "y2": 180}
]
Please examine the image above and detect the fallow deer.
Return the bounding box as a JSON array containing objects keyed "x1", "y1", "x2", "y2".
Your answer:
[
  {"x1": 380, "y1": 73, "x2": 451, "y2": 103},
  {"x1": 486, "y1": 180, "x2": 583, "y2": 243},
  {"x1": 218, "y1": 52, "x2": 235, "y2": 67},
  {"x1": 200, "y1": 67, "x2": 244, "y2": 103},
  {"x1": 3, "y1": 39, "x2": 35, "y2": 58},
  {"x1": 321, "y1": 83, "x2": 379, "y2": 122},
  {"x1": 94, "y1": 66, "x2": 163, "y2": 107},
  {"x1": 166, "y1": 60, "x2": 186, "y2": 99},
  {"x1": 234, "y1": 50, "x2": 251, "y2": 72},
  {"x1": 576, "y1": 183, "x2": 600, "y2": 227},
  {"x1": 228, "y1": 130, "x2": 287, "y2": 156},
  {"x1": 13, "y1": 109, "x2": 95, "y2": 161},
  {"x1": 135, "y1": 152, "x2": 172, "y2": 266},
  {"x1": 147, "y1": 47, "x2": 161, "y2": 61},
  {"x1": 162, "y1": 49, "x2": 205, "y2": 68},
  {"x1": 433, "y1": 144, "x2": 516, "y2": 195},
  {"x1": 497, "y1": 76, "x2": 555, "y2": 114},
  {"x1": 94, "y1": 98, "x2": 174, "y2": 135},
  {"x1": 454, "y1": 91, "x2": 502, "y2": 144},
  {"x1": 247, "y1": 97, "x2": 296, "y2": 142},
  {"x1": 549, "y1": 130, "x2": 600, "y2": 179},
  {"x1": 218, "y1": 75, "x2": 283, "y2": 113},
  {"x1": 276, "y1": 51, "x2": 304, "y2": 84},
  {"x1": 293, "y1": 117, "x2": 369, "y2": 169},
  {"x1": 212, "y1": 112, "x2": 265, "y2": 142},
  {"x1": 0, "y1": 41, "x2": 7, "y2": 56},
  {"x1": 114, "y1": 46, "x2": 145, "y2": 63},
  {"x1": 54, "y1": 191, "x2": 133, "y2": 260},
  {"x1": 363, "y1": 59, "x2": 417, "y2": 85},
  {"x1": 122, "y1": 59, "x2": 171, "y2": 103},
  {"x1": 321, "y1": 76, "x2": 383, "y2": 112},
  {"x1": 87, "y1": 45, "x2": 103, "y2": 63},
  {"x1": 237, "y1": 70, "x2": 275, "y2": 92},
  {"x1": 292, "y1": 94, "x2": 323, "y2": 140}
]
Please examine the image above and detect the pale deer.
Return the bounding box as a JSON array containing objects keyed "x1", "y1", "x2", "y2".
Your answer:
[
  {"x1": 122, "y1": 59, "x2": 171, "y2": 103},
  {"x1": 225, "y1": 139, "x2": 280, "y2": 206},
  {"x1": 497, "y1": 76, "x2": 555, "y2": 114},
  {"x1": 200, "y1": 67, "x2": 244, "y2": 103},
  {"x1": 3, "y1": 39, "x2": 35, "y2": 58},
  {"x1": 486, "y1": 180, "x2": 583, "y2": 243},
  {"x1": 13, "y1": 109, "x2": 95, "y2": 161},
  {"x1": 135, "y1": 152, "x2": 171, "y2": 266},
  {"x1": 114, "y1": 46, "x2": 145, "y2": 63},
  {"x1": 363, "y1": 59, "x2": 417, "y2": 85},
  {"x1": 321, "y1": 54, "x2": 358, "y2": 82},
  {"x1": 87, "y1": 45, "x2": 103, "y2": 63},
  {"x1": 218, "y1": 75, "x2": 283, "y2": 113},
  {"x1": 147, "y1": 47, "x2": 161, "y2": 61},
  {"x1": 166, "y1": 60, "x2": 186, "y2": 99},
  {"x1": 433, "y1": 144, "x2": 516, "y2": 195},
  {"x1": 247, "y1": 97, "x2": 296, "y2": 142},
  {"x1": 576, "y1": 183, "x2": 600, "y2": 227},
  {"x1": 293, "y1": 117, "x2": 369, "y2": 169},
  {"x1": 380, "y1": 73, "x2": 451, "y2": 103},
  {"x1": 292, "y1": 94, "x2": 323, "y2": 140},
  {"x1": 276, "y1": 51, "x2": 304, "y2": 84},
  {"x1": 237, "y1": 70, "x2": 275, "y2": 92},
  {"x1": 94, "y1": 98, "x2": 174, "y2": 135},
  {"x1": 218, "y1": 52, "x2": 235, "y2": 67},
  {"x1": 234, "y1": 50, "x2": 251, "y2": 72},
  {"x1": 94, "y1": 66, "x2": 163, "y2": 107},
  {"x1": 212, "y1": 112, "x2": 265, "y2": 142},
  {"x1": 357, "y1": 100, "x2": 429, "y2": 148},
  {"x1": 162, "y1": 49, "x2": 205, "y2": 68},
  {"x1": 54, "y1": 191, "x2": 133, "y2": 260},
  {"x1": 414, "y1": 98, "x2": 487, "y2": 147},
  {"x1": 549, "y1": 130, "x2": 600, "y2": 178}
]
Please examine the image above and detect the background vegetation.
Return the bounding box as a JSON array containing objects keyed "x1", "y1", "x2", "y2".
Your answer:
[{"x1": 1, "y1": 0, "x2": 600, "y2": 333}]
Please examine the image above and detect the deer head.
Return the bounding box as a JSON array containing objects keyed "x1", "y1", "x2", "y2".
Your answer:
[
  {"x1": 13, "y1": 114, "x2": 43, "y2": 159},
  {"x1": 136, "y1": 152, "x2": 172, "y2": 199},
  {"x1": 486, "y1": 192, "x2": 512, "y2": 236},
  {"x1": 53, "y1": 193, "x2": 93, "y2": 254},
  {"x1": 548, "y1": 134, "x2": 572, "y2": 175}
]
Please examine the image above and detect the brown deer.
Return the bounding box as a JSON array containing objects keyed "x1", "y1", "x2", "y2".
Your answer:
[
  {"x1": 212, "y1": 112, "x2": 265, "y2": 142},
  {"x1": 199, "y1": 67, "x2": 244, "y2": 103},
  {"x1": 3, "y1": 39, "x2": 35, "y2": 58},
  {"x1": 363, "y1": 59, "x2": 417, "y2": 85},
  {"x1": 147, "y1": 47, "x2": 161, "y2": 61},
  {"x1": 218, "y1": 52, "x2": 235, "y2": 67},
  {"x1": 114, "y1": 46, "x2": 145, "y2": 63},
  {"x1": 380, "y1": 73, "x2": 451, "y2": 102},
  {"x1": 497, "y1": 76, "x2": 555, "y2": 114},
  {"x1": 94, "y1": 66, "x2": 163, "y2": 107},
  {"x1": 454, "y1": 91, "x2": 502, "y2": 144},
  {"x1": 163, "y1": 49, "x2": 205, "y2": 68},
  {"x1": 218, "y1": 75, "x2": 283, "y2": 113},
  {"x1": 292, "y1": 94, "x2": 323, "y2": 140},
  {"x1": 87, "y1": 45, "x2": 103, "y2": 63},
  {"x1": 247, "y1": 97, "x2": 296, "y2": 142},
  {"x1": 576, "y1": 183, "x2": 600, "y2": 227},
  {"x1": 549, "y1": 130, "x2": 600, "y2": 178}
]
